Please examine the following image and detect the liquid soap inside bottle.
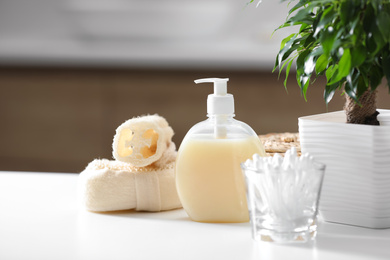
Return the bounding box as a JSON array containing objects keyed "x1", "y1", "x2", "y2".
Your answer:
[{"x1": 175, "y1": 78, "x2": 266, "y2": 223}]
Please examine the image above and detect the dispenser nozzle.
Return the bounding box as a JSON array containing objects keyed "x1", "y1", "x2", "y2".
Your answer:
[{"x1": 194, "y1": 78, "x2": 229, "y2": 96}]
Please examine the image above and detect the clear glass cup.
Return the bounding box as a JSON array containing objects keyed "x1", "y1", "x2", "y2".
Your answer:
[{"x1": 241, "y1": 161, "x2": 325, "y2": 243}]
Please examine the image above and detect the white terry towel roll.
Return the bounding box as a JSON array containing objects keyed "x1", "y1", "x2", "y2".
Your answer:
[
  {"x1": 79, "y1": 159, "x2": 182, "y2": 212},
  {"x1": 112, "y1": 114, "x2": 174, "y2": 167}
]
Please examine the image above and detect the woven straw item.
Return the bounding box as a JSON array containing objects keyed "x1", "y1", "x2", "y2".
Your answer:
[{"x1": 259, "y1": 132, "x2": 301, "y2": 157}]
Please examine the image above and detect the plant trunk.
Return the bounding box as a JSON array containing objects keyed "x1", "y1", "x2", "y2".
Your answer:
[{"x1": 344, "y1": 89, "x2": 379, "y2": 125}]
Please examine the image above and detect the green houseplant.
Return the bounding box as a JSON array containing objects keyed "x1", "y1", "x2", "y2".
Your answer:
[
  {"x1": 274, "y1": 0, "x2": 390, "y2": 124},
  {"x1": 250, "y1": 0, "x2": 390, "y2": 228}
]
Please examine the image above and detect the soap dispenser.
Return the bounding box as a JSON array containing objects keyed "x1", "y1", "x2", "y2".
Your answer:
[{"x1": 175, "y1": 78, "x2": 266, "y2": 223}]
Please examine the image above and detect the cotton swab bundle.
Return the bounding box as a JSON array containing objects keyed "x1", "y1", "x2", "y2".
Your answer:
[{"x1": 243, "y1": 148, "x2": 325, "y2": 225}]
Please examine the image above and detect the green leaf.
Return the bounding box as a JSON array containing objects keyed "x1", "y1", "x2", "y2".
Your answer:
[
  {"x1": 320, "y1": 27, "x2": 337, "y2": 57},
  {"x1": 359, "y1": 65, "x2": 370, "y2": 87},
  {"x1": 284, "y1": 59, "x2": 294, "y2": 89},
  {"x1": 278, "y1": 57, "x2": 293, "y2": 78},
  {"x1": 299, "y1": 23, "x2": 310, "y2": 33},
  {"x1": 303, "y1": 33, "x2": 316, "y2": 50},
  {"x1": 286, "y1": 7, "x2": 314, "y2": 26},
  {"x1": 356, "y1": 75, "x2": 368, "y2": 97},
  {"x1": 324, "y1": 82, "x2": 339, "y2": 104},
  {"x1": 296, "y1": 49, "x2": 310, "y2": 74},
  {"x1": 315, "y1": 54, "x2": 328, "y2": 74},
  {"x1": 345, "y1": 75, "x2": 358, "y2": 102},
  {"x1": 327, "y1": 48, "x2": 352, "y2": 85},
  {"x1": 275, "y1": 34, "x2": 298, "y2": 69},
  {"x1": 296, "y1": 67, "x2": 304, "y2": 88},
  {"x1": 365, "y1": 7, "x2": 386, "y2": 54},
  {"x1": 303, "y1": 49, "x2": 321, "y2": 75},
  {"x1": 366, "y1": 34, "x2": 378, "y2": 54},
  {"x1": 348, "y1": 70, "x2": 367, "y2": 98},
  {"x1": 288, "y1": 0, "x2": 306, "y2": 16},
  {"x1": 351, "y1": 46, "x2": 366, "y2": 67},
  {"x1": 314, "y1": 6, "x2": 336, "y2": 37},
  {"x1": 279, "y1": 33, "x2": 296, "y2": 51},
  {"x1": 273, "y1": 22, "x2": 293, "y2": 33},
  {"x1": 296, "y1": 68, "x2": 311, "y2": 101},
  {"x1": 301, "y1": 74, "x2": 311, "y2": 101},
  {"x1": 372, "y1": 22, "x2": 386, "y2": 51},
  {"x1": 363, "y1": 4, "x2": 375, "y2": 33},
  {"x1": 377, "y1": 11, "x2": 390, "y2": 43},
  {"x1": 371, "y1": 0, "x2": 381, "y2": 14},
  {"x1": 272, "y1": 0, "x2": 390, "y2": 104},
  {"x1": 382, "y1": 53, "x2": 390, "y2": 89},
  {"x1": 326, "y1": 64, "x2": 338, "y2": 83},
  {"x1": 337, "y1": 49, "x2": 352, "y2": 78},
  {"x1": 369, "y1": 65, "x2": 384, "y2": 91},
  {"x1": 340, "y1": 0, "x2": 355, "y2": 26}
]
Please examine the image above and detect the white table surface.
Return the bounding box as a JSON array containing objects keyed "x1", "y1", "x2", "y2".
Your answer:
[{"x1": 0, "y1": 171, "x2": 389, "y2": 260}]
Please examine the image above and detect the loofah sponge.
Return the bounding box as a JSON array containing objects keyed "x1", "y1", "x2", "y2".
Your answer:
[
  {"x1": 80, "y1": 114, "x2": 181, "y2": 212},
  {"x1": 112, "y1": 114, "x2": 174, "y2": 167},
  {"x1": 79, "y1": 159, "x2": 181, "y2": 212}
]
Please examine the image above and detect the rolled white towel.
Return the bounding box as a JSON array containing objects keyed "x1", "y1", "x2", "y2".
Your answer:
[
  {"x1": 79, "y1": 159, "x2": 182, "y2": 212},
  {"x1": 112, "y1": 114, "x2": 174, "y2": 167}
]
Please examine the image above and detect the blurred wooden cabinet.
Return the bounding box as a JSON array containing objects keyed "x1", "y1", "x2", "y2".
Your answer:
[
  {"x1": 2, "y1": 67, "x2": 388, "y2": 173},
  {"x1": 0, "y1": 68, "x2": 218, "y2": 172}
]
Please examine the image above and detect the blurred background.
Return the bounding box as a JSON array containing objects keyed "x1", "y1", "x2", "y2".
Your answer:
[{"x1": 1, "y1": 0, "x2": 389, "y2": 173}]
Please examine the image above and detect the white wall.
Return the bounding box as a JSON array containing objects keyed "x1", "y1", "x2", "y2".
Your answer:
[{"x1": 0, "y1": 0, "x2": 295, "y2": 70}]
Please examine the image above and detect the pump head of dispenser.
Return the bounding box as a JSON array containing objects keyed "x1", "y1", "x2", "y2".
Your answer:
[{"x1": 194, "y1": 78, "x2": 234, "y2": 116}]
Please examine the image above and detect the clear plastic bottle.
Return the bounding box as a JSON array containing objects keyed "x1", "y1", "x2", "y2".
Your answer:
[{"x1": 175, "y1": 78, "x2": 266, "y2": 223}]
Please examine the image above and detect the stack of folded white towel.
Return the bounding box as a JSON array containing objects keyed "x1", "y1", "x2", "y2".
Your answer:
[{"x1": 79, "y1": 115, "x2": 182, "y2": 212}]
